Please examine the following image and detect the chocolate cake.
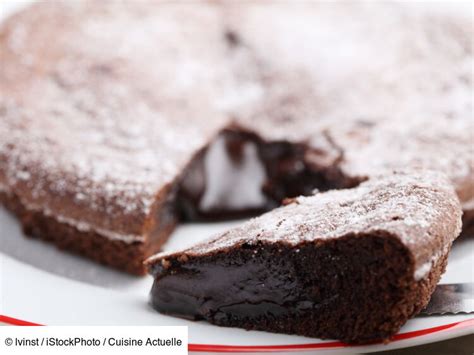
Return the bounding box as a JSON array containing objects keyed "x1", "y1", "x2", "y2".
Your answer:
[
  {"x1": 146, "y1": 171, "x2": 463, "y2": 343},
  {"x1": 0, "y1": 1, "x2": 472, "y2": 275}
]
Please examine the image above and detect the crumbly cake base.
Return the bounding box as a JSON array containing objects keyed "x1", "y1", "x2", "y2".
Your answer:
[{"x1": 0, "y1": 191, "x2": 176, "y2": 275}]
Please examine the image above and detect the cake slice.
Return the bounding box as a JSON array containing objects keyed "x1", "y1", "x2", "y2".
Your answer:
[{"x1": 146, "y1": 171, "x2": 462, "y2": 343}]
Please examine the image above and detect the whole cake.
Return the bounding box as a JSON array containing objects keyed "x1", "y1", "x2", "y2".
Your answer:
[
  {"x1": 0, "y1": 1, "x2": 472, "y2": 275},
  {"x1": 146, "y1": 171, "x2": 462, "y2": 343}
]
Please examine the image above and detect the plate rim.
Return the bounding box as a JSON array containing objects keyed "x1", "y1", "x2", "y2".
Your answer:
[{"x1": 1, "y1": 314, "x2": 473, "y2": 353}]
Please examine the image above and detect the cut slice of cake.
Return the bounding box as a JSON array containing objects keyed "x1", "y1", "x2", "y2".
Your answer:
[{"x1": 146, "y1": 171, "x2": 462, "y2": 343}]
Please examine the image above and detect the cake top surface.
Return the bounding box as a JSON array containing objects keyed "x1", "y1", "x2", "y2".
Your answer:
[
  {"x1": 0, "y1": 1, "x2": 472, "y2": 236},
  {"x1": 147, "y1": 170, "x2": 463, "y2": 278}
]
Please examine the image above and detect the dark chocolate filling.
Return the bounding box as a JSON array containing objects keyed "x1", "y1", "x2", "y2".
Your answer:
[{"x1": 150, "y1": 233, "x2": 416, "y2": 343}]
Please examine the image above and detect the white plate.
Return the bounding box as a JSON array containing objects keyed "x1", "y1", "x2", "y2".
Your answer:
[{"x1": 1, "y1": 206, "x2": 473, "y2": 353}]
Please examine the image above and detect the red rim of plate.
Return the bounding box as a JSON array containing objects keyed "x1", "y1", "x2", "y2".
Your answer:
[{"x1": 1, "y1": 314, "x2": 473, "y2": 352}]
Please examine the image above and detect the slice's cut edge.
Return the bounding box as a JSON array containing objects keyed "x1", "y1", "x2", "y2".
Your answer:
[{"x1": 148, "y1": 231, "x2": 450, "y2": 343}]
